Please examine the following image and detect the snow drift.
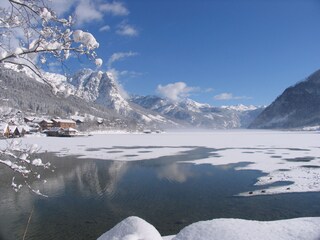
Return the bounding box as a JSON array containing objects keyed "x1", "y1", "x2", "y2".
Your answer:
[
  {"x1": 97, "y1": 216, "x2": 162, "y2": 240},
  {"x1": 98, "y1": 216, "x2": 320, "y2": 240}
]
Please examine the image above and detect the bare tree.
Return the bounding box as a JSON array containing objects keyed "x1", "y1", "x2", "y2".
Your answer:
[{"x1": 0, "y1": 0, "x2": 102, "y2": 195}]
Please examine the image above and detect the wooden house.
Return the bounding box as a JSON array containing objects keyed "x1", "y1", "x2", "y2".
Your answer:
[
  {"x1": 71, "y1": 116, "x2": 85, "y2": 125},
  {"x1": 24, "y1": 117, "x2": 35, "y2": 123},
  {"x1": 39, "y1": 119, "x2": 54, "y2": 130},
  {"x1": 60, "y1": 128, "x2": 78, "y2": 137},
  {"x1": 44, "y1": 127, "x2": 78, "y2": 137},
  {"x1": 9, "y1": 126, "x2": 20, "y2": 137},
  {"x1": 44, "y1": 127, "x2": 63, "y2": 137},
  {"x1": 0, "y1": 123, "x2": 10, "y2": 138},
  {"x1": 52, "y1": 119, "x2": 76, "y2": 129},
  {"x1": 17, "y1": 126, "x2": 28, "y2": 136}
]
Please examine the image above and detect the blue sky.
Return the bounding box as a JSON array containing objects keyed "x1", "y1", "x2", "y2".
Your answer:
[{"x1": 52, "y1": 0, "x2": 320, "y2": 106}]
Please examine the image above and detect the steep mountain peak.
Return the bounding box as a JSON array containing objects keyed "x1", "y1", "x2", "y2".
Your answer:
[
  {"x1": 183, "y1": 98, "x2": 211, "y2": 109},
  {"x1": 69, "y1": 69, "x2": 132, "y2": 115}
]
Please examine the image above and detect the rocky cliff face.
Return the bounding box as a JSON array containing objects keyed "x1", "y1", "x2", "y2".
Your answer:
[{"x1": 249, "y1": 69, "x2": 320, "y2": 129}]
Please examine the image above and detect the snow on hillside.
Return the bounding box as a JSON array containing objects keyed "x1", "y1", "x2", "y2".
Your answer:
[
  {"x1": 2, "y1": 63, "x2": 45, "y2": 83},
  {"x1": 98, "y1": 216, "x2": 320, "y2": 240}
]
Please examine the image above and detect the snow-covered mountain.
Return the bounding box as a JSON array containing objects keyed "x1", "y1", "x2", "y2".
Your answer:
[
  {"x1": 221, "y1": 104, "x2": 259, "y2": 112},
  {"x1": 0, "y1": 64, "x2": 130, "y2": 130},
  {"x1": 68, "y1": 69, "x2": 132, "y2": 115},
  {"x1": 131, "y1": 95, "x2": 263, "y2": 128},
  {"x1": 249, "y1": 69, "x2": 320, "y2": 129},
  {"x1": 0, "y1": 63, "x2": 263, "y2": 129},
  {"x1": 0, "y1": 64, "x2": 175, "y2": 129}
]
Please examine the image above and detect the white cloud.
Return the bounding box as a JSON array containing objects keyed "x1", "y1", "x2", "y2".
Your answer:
[
  {"x1": 100, "y1": 2, "x2": 129, "y2": 16},
  {"x1": 214, "y1": 92, "x2": 252, "y2": 101},
  {"x1": 50, "y1": 0, "x2": 129, "y2": 26},
  {"x1": 50, "y1": 0, "x2": 77, "y2": 16},
  {"x1": 157, "y1": 82, "x2": 196, "y2": 101},
  {"x1": 107, "y1": 51, "x2": 138, "y2": 68},
  {"x1": 99, "y1": 25, "x2": 111, "y2": 32},
  {"x1": 74, "y1": 0, "x2": 103, "y2": 25},
  {"x1": 116, "y1": 23, "x2": 138, "y2": 37},
  {"x1": 119, "y1": 70, "x2": 143, "y2": 78},
  {"x1": 204, "y1": 88, "x2": 214, "y2": 93}
]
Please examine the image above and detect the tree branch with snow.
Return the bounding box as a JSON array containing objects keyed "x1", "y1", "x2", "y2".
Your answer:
[
  {"x1": 0, "y1": 140, "x2": 50, "y2": 196},
  {"x1": 0, "y1": 0, "x2": 103, "y2": 85}
]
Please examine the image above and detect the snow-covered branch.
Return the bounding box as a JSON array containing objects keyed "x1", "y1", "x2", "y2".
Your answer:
[
  {"x1": 0, "y1": 0, "x2": 103, "y2": 81},
  {"x1": 0, "y1": 140, "x2": 50, "y2": 196}
]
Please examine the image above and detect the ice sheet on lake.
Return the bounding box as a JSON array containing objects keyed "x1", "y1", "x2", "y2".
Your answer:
[{"x1": 2, "y1": 130, "x2": 320, "y2": 195}]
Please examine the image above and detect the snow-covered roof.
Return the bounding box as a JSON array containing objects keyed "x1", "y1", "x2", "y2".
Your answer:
[
  {"x1": 40, "y1": 119, "x2": 53, "y2": 124},
  {"x1": 32, "y1": 118, "x2": 45, "y2": 123},
  {"x1": 52, "y1": 119, "x2": 76, "y2": 124},
  {"x1": 17, "y1": 125, "x2": 29, "y2": 132},
  {"x1": 24, "y1": 117, "x2": 35, "y2": 121},
  {"x1": 64, "y1": 128, "x2": 78, "y2": 132},
  {"x1": 8, "y1": 125, "x2": 18, "y2": 133},
  {"x1": 71, "y1": 116, "x2": 85, "y2": 122}
]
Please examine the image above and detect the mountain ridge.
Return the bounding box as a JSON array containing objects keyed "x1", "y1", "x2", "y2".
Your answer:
[
  {"x1": 0, "y1": 64, "x2": 264, "y2": 129},
  {"x1": 249, "y1": 69, "x2": 320, "y2": 129}
]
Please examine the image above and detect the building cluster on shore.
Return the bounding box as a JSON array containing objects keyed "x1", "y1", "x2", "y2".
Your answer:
[{"x1": 0, "y1": 117, "x2": 80, "y2": 138}]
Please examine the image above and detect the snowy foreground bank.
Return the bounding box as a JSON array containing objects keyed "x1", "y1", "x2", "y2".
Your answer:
[
  {"x1": 98, "y1": 216, "x2": 320, "y2": 240},
  {"x1": 6, "y1": 130, "x2": 320, "y2": 196}
]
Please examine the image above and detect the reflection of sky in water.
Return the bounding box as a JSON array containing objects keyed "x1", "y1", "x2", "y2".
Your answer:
[{"x1": 0, "y1": 146, "x2": 320, "y2": 239}]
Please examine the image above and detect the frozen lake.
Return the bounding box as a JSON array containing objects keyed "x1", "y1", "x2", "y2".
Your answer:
[{"x1": 0, "y1": 130, "x2": 320, "y2": 239}]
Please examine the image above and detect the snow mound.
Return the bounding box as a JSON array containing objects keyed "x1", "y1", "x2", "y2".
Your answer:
[
  {"x1": 98, "y1": 217, "x2": 320, "y2": 240},
  {"x1": 97, "y1": 216, "x2": 162, "y2": 240},
  {"x1": 172, "y1": 218, "x2": 320, "y2": 240}
]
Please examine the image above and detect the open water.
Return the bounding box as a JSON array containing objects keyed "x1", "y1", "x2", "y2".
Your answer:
[{"x1": 0, "y1": 147, "x2": 320, "y2": 239}]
